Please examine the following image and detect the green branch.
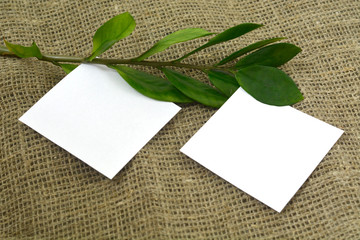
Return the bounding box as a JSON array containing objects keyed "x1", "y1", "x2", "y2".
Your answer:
[
  {"x1": 0, "y1": 45, "x2": 226, "y2": 71},
  {"x1": 1, "y1": 12, "x2": 304, "y2": 108}
]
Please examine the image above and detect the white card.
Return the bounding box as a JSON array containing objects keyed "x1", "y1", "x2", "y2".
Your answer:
[
  {"x1": 181, "y1": 88, "x2": 343, "y2": 212},
  {"x1": 20, "y1": 64, "x2": 181, "y2": 179}
]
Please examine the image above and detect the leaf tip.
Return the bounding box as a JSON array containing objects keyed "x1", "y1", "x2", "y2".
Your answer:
[
  {"x1": 298, "y1": 92, "x2": 305, "y2": 101},
  {"x1": 4, "y1": 39, "x2": 10, "y2": 47}
]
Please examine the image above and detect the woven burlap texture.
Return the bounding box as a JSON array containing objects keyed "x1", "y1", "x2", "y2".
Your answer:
[{"x1": 1, "y1": 0, "x2": 359, "y2": 239}]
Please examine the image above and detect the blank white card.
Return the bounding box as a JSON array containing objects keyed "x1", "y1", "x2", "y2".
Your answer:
[
  {"x1": 181, "y1": 88, "x2": 343, "y2": 212},
  {"x1": 20, "y1": 64, "x2": 181, "y2": 179}
]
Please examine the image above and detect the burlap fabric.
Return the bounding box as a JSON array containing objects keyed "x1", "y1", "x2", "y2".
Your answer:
[{"x1": 1, "y1": 0, "x2": 359, "y2": 239}]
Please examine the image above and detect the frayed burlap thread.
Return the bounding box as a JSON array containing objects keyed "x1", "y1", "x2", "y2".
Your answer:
[{"x1": 0, "y1": 0, "x2": 359, "y2": 239}]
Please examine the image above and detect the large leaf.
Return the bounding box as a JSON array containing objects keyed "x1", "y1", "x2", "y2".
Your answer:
[
  {"x1": 235, "y1": 65, "x2": 303, "y2": 106},
  {"x1": 207, "y1": 70, "x2": 239, "y2": 97},
  {"x1": 162, "y1": 68, "x2": 228, "y2": 108},
  {"x1": 133, "y1": 28, "x2": 214, "y2": 61},
  {"x1": 175, "y1": 23, "x2": 262, "y2": 62},
  {"x1": 59, "y1": 64, "x2": 78, "y2": 74},
  {"x1": 109, "y1": 65, "x2": 193, "y2": 103},
  {"x1": 4, "y1": 40, "x2": 42, "y2": 59},
  {"x1": 216, "y1": 37, "x2": 286, "y2": 66},
  {"x1": 88, "y1": 12, "x2": 136, "y2": 61},
  {"x1": 235, "y1": 43, "x2": 301, "y2": 68}
]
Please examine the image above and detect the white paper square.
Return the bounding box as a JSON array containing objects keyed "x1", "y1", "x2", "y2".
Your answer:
[
  {"x1": 20, "y1": 64, "x2": 181, "y2": 179},
  {"x1": 181, "y1": 88, "x2": 343, "y2": 212}
]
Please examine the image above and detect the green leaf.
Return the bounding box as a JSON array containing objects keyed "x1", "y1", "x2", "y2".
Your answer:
[
  {"x1": 216, "y1": 37, "x2": 286, "y2": 66},
  {"x1": 109, "y1": 65, "x2": 193, "y2": 103},
  {"x1": 59, "y1": 64, "x2": 78, "y2": 74},
  {"x1": 207, "y1": 70, "x2": 239, "y2": 97},
  {"x1": 162, "y1": 68, "x2": 228, "y2": 108},
  {"x1": 4, "y1": 40, "x2": 42, "y2": 59},
  {"x1": 88, "y1": 12, "x2": 136, "y2": 61},
  {"x1": 175, "y1": 23, "x2": 263, "y2": 62},
  {"x1": 133, "y1": 28, "x2": 214, "y2": 61},
  {"x1": 235, "y1": 43, "x2": 301, "y2": 68},
  {"x1": 235, "y1": 65, "x2": 303, "y2": 106}
]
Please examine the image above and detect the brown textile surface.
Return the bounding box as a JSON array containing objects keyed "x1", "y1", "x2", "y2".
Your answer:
[{"x1": 1, "y1": 0, "x2": 359, "y2": 239}]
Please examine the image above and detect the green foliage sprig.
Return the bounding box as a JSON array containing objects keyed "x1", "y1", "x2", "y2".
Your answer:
[{"x1": 0, "y1": 12, "x2": 303, "y2": 108}]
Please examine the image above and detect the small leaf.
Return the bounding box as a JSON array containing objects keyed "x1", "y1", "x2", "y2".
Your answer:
[
  {"x1": 133, "y1": 28, "x2": 214, "y2": 61},
  {"x1": 4, "y1": 40, "x2": 42, "y2": 59},
  {"x1": 109, "y1": 65, "x2": 193, "y2": 103},
  {"x1": 162, "y1": 68, "x2": 228, "y2": 108},
  {"x1": 88, "y1": 12, "x2": 136, "y2": 61},
  {"x1": 207, "y1": 70, "x2": 239, "y2": 97},
  {"x1": 175, "y1": 23, "x2": 262, "y2": 62},
  {"x1": 59, "y1": 64, "x2": 78, "y2": 74},
  {"x1": 235, "y1": 65, "x2": 303, "y2": 106},
  {"x1": 235, "y1": 43, "x2": 301, "y2": 68},
  {"x1": 216, "y1": 37, "x2": 286, "y2": 66}
]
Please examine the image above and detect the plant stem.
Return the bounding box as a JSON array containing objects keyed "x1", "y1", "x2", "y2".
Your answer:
[{"x1": 0, "y1": 45, "x2": 228, "y2": 71}]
